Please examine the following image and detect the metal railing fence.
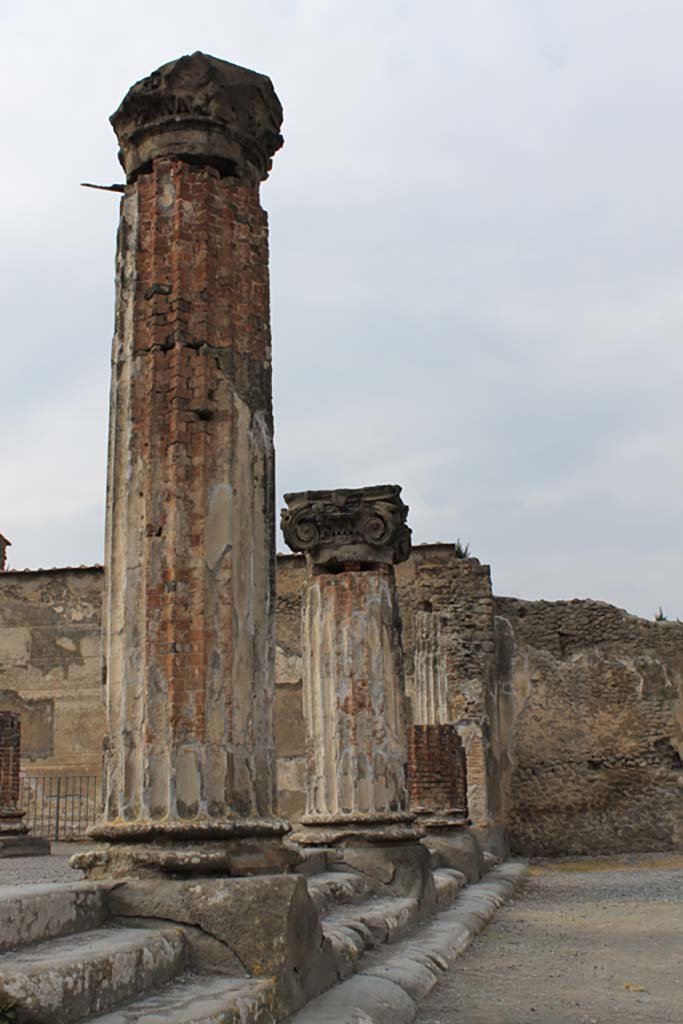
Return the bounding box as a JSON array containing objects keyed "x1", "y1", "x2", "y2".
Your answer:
[{"x1": 19, "y1": 774, "x2": 101, "y2": 840}]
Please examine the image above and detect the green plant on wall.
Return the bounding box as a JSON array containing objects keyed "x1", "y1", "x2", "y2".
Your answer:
[
  {"x1": 454, "y1": 538, "x2": 470, "y2": 559},
  {"x1": 655, "y1": 606, "x2": 668, "y2": 622}
]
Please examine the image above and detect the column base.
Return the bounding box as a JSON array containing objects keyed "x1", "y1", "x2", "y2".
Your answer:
[
  {"x1": 0, "y1": 817, "x2": 29, "y2": 836},
  {"x1": 292, "y1": 812, "x2": 423, "y2": 846},
  {"x1": 413, "y1": 807, "x2": 471, "y2": 831},
  {"x1": 72, "y1": 835, "x2": 301, "y2": 880},
  {"x1": 76, "y1": 817, "x2": 299, "y2": 879}
]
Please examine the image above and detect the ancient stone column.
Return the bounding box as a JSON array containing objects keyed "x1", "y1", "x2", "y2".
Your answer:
[
  {"x1": 281, "y1": 486, "x2": 434, "y2": 904},
  {"x1": 0, "y1": 712, "x2": 49, "y2": 857},
  {"x1": 80, "y1": 52, "x2": 292, "y2": 877},
  {"x1": 407, "y1": 723, "x2": 469, "y2": 829}
]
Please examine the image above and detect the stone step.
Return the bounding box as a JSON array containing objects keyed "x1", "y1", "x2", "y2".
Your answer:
[
  {"x1": 0, "y1": 883, "x2": 110, "y2": 953},
  {"x1": 83, "y1": 974, "x2": 276, "y2": 1024},
  {"x1": 289, "y1": 860, "x2": 530, "y2": 1024},
  {"x1": 322, "y1": 895, "x2": 421, "y2": 980},
  {"x1": 306, "y1": 871, "x2": 381, "y2": 915},
  {"x1": 0, "y1": 924, "x2": 190, "y2": 1024},
  {"x1": 433, "y1": 867, "x2": 466, "y2": 909}
]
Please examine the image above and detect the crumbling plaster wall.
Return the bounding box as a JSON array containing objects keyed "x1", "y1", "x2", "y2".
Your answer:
[
  {"x1": 495, "y1": 597, "x2": 683, "y2": 856},
  {"x1": 0, "y1": 568, "x2": 105, "y2": 775}
]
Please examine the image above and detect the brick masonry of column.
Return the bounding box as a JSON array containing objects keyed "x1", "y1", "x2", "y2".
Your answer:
[
  {"x1": 407, "y1": 723, "x2": 469, "y2": 828},
  {"x1": 0, "y1": 712, "x2": 24, "y2": 831},
  {"x1": 81, "y1": 53, "x2": 293, "y2": 876},
  {"x1": 281, "y1": 485, "x2": 420, "y2": 844}
]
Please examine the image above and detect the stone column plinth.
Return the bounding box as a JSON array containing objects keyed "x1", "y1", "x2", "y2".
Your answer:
[
  {"x1": 0, "y1": 713, "x2": 49, "y2": 857},
  {"x1": 407, "y1": 723, "x2": 469, "y2": 829},
  {"x1": 282, "y1": 487, "x2": 434, "y2": 905},
  {"x1": 76, "y1": 53, "x2": 293, "y2": 879}
]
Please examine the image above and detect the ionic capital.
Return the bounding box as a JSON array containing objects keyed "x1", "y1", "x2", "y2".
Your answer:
[{"x1": 281, "y1": 484, "x2": 411, "y2": 568}]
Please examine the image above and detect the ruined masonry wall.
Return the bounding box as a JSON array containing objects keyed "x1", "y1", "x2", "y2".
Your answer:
[
  {"x1": 0, "y1": 568, "x2": 104, "y2": 775},
  {"x1": 495, "y1": 596, "x2": 683, "y2": 856},
  {"x1": 4, "y1": 556, "x2": 681, "y2": 857},
  {"x1": 273, "y1": 547, "x2": 500, "y2": 829}
]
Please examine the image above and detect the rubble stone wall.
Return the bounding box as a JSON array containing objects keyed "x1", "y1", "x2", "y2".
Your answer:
[
  {"x1": 495, "y1": 597, "x2": 683, "y2": 856},
  {"x1": 0, "y1": 568, "x2": 104, "y2": 775}
]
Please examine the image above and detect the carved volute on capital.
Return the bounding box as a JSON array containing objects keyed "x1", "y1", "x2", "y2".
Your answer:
[
  {"x1": 281, "y1": 485, "x2": 412, "y2": 568},
  {"x1": 110, "y1": 51, "x2": 283, "y2": 184}
]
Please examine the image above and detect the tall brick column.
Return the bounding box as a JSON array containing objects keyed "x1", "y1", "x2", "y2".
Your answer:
[
  {"x1": 407, "y1": 723, "x2": 469, "y2": 828},
  {"x1": 282, "y1": 487, "x2": 435, "y2": 906},
  {"x1": 79, "y1": 53, "x2": 293, "y2": 878},
  {"x1": 0, "y1": 712, "x2": 49, "y2": 857}
]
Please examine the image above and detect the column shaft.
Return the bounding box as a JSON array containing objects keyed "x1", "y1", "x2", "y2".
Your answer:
[
  {"x1": 96, "y1": 160, "x2": 279, "y2": 838},
  {"x1": 299, "y1": 567, "x2": 413, "y2": 839}
]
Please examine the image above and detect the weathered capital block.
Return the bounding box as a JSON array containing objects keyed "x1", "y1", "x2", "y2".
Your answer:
[
  {"x1": 111, "y1": 51, "x2": 283, "y2": 184},
  {"x1": 281, "y1": 484, "x2": 411, "y2": 569},
  {"x1": 79, "y1": 53, "x2": 292, "y2": 877}
]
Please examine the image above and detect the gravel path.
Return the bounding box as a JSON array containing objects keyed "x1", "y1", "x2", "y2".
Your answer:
[
  {"x1": 416, "y1": 852, "x2": 683, "y2": 1024},
  {"x1": 0, "y1": 843, "x2": 87, "y2": 886}
]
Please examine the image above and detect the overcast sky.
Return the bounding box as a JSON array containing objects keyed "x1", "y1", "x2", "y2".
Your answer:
[{"x1": 1, "y1": 1, "x2": 681, "y2": 620}]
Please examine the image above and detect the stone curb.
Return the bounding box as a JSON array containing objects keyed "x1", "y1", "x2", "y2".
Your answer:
[{"x1": 288, "y1": 859, "x2": 529, "y2": 1023}]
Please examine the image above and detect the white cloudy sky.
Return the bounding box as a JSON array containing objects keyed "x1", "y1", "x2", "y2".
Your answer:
[{"x1": 1, "y1": 1, "x2": 681, "y2": 619}]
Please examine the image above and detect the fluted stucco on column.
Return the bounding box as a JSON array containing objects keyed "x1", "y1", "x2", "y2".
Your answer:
[{"x1": 281, "y1": 486, "x2": 419, "y2": 844}]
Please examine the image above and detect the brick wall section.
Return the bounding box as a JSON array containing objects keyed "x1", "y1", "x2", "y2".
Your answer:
[
  {"x1": 0, "y1": 712, "x2": 20, "y2": 811},
  {"x1": 495, "y1": 596, "x2": 683, "y2": 855},
  {"x1": 407, "y1": 723, "x2": 467, "y2": 815}
]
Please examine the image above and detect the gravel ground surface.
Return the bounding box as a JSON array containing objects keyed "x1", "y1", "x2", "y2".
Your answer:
[
  {"x1": 0, "y1": 843, "x2": 88, "y2": 885},
  {"x1": 416, "y1": 852, "x2": 683, "y2": 1024}
]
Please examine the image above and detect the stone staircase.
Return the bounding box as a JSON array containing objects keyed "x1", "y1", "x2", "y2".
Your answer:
[{"x1": 0, "y1": 861, "x2": 480, "y2": 1024}]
